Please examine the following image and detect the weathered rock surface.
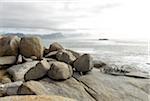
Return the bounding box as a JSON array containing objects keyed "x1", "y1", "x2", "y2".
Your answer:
[
  {"x1": 0, "y1": 69, "x2": 11, "y2": 84},
  {"x1": 0, "y1": 56, "x2": 16, "y2": 66},
  {"x1": 49, "y1": 42, "x2": 64, "y2": 52},
  {"x1": 66, "y1": 49, "x2": 81, "y2": 58},
  {"x1": 7, "y1": 61, "x2": 38, "y2": 81},
  {"x1": 56, "y1": 50, "x2": 76, "y2": 64},
  {"x1": 25, "y1": 59, "x2": 50, "y2": 81},
  {"x1": 45, "y1": 51, "x2": 58, "y2": 58},
  {"x1": 40, "y1": 77, "x2": 95, "y2": 101},
  {"x1": 73, "y1": 69, "x2": 150, "y2": 101},
  {"x1": 19, "y1": 37, "x2": 44, "y2": 59},
  {"x1": 18, "y1": 80, "x2": 49, "y2": 95},
  {"x1": 0, "y1": 81, "x2": 23, "y2": 96},
  {"x1": 73, "y1": 54, "x2": 93, "y2": 72},
  {"x1": 0, "y1": 36, "x2": 20, "y2": 56},
  {"x1": 0, "y1": 95, "x2": 77, "y2": 101},
  {"x1": 47, "y1": 61, "x2": 73, "y2": 80}
]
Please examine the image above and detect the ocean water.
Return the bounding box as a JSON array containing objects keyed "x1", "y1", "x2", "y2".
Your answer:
[{"x1": 42, "y1": 38, "x2": 150, "y2": 72}]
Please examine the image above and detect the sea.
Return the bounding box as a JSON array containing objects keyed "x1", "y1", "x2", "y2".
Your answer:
[{"x1": 42, "y1": 38, "x2": 150, "y2": 73}]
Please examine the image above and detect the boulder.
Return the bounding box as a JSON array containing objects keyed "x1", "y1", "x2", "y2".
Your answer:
[
  {"x1": 66, "y1": 49, "x2": 80, "y2": 58},
  {"x1": 45, "y1": 51, "x2": 58, "y2": 58},
  {"x1": 56, "y1": 50, "x2": 76, "y2": 64},
  {"x1": 0, "y1": 95, "x2": 77, "y2": 101},
  {"x1": 0, "y1": 81, "x2": 23, "y2": 96},
  {"x1": 73, "y1": 54, "x2": 93, "y2": 72},
  {"x1": 49, "y1": 42, "x2": 64, "y2": 52},
  {"x1": 0, "y1": 36, "x2": 20, "y2": 56},
  {"x1": 47, "y1": 61, "x2": 73, "y2": 80},
  {"x1": 19, "y1": 37, "x2": 44, "y2": 59},
  {"x1": 18, "y1": 80, "x2": 49, "y2": 95},
  {"x1": 0, "y1": 56, "x2": 16, "y2": 65},
  {"x1": 25, "y1": 59, "x2": 50, "y2": 81},
  {"x1": 7, "y1": 61, "x2": 38, "y2": 81}
]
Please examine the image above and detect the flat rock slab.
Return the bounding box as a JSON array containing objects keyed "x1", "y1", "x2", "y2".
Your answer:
[
  {"x1": 0, "y1": 56, "x2": 16, "y2": 65},
  {"x1": 40, "y1": 77, "x2": 95, "y2": 101},
  {"x1": 73, "y1": 68, "x2": 150, "y2": 101},
  {"x1": 0, "y1": 95, "x2": 77, "y2": 101},
  {"x1": 7, "y1": 61, "x2": 38, "y2": 81}
]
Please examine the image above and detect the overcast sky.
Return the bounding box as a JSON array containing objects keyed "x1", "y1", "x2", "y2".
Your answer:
[{"x1": 0, "y1": 0, "x2": 150, "y2": 39}]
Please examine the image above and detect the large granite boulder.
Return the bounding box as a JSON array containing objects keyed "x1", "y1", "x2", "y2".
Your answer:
[
  {"x1": 47, "y1": 61, "x2": 73, "y2": 80},
  {"x1": 7, "y1": 61, "x2": 38, "y2": 81},
  {"x1": 19, "y1": 37, "x2": 44, "y2": 59},
  {"x1": 25, "y1": 59, "x2": 50, "y2": 81},
  {"x1": 18, "y1": 80, "x2": 49, "y2": 95},
  {"x1": 49, "y1": 42, "x2": 64, "y2": 52},
  {"x1": 0, "y1": 95, "x2": 77, "y2": 101},
  {"x1": 0, "y1": 81, "x2": 23, "y2": 96},
  {"x1": 0, "y1": 36, "x2": 20, "y2": 56},
  {"x1": 73, "y1": 54, "x2": 93, "y2": 72},
  {"x1": 0, "y1": 56, "x2": 16, "y2": 66},
  {"x1": 56, "y1": 50, "x2": 76, "y2": 64}
]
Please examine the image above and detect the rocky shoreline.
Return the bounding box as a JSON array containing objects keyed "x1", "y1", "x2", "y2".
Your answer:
[{"x1": 0, "y1": 36, "x2": 149, "y2": 101}]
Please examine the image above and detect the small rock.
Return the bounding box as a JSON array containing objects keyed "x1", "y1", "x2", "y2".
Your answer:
[
  {"x1": 47, "y1": 61, "x2": 73, "y2": 80},
  {"x1": 0, "y1": 81, "x2": 23, "y2": 96},
  {"x1": 7, "y1": 61, "x2": 38, "y2": 81},
  {"x1": 18, "y1": 80, "x2": 49, "y2": 95},
  {"x1": 73, "y1": 54, "x2": 93, "y2": 72},
  {"x1": 49, "y1": 42, "x2": 64, "y2": 52},
  {"x1": 56, "y1": 50, "x2": 76, "y2": 64},
  {"x1": 0, "y1": 36, "x2": 20, "y2": 56},
  {"x1": 16, "y1": 55, "x2": 23, "y2": 64},
  {"x1": 43, "y1": 47, "x2": 50, "y2": 56},
  {"x1": 0, "y1": 56, "x2": 16, "y2": 65},
  {"x1": 25, "y1": 59, "x2": 50, "y2": 81},
  {"x1": 93, "y1": 60, "x2": 106, "y2": 69},
  {"x1": 22, "y1": 56, "x2": 33, "y2": 62},
  {"x1": 19, "y1": 37, "x2": 44, "y2": 59}
]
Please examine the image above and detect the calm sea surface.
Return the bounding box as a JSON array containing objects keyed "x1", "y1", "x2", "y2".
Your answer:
[{"x1": 42, "y1": 38, "x2": 149, "y2": 72}]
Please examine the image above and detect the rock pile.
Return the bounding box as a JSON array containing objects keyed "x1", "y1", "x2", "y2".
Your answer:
[{"x1": 0, "y1": 36, "x2": 93, "y2": 98}]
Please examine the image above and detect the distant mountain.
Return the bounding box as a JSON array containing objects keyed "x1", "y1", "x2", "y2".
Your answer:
[{"x1": 1, "y1": 33, "x2": 25, "y2": 38}]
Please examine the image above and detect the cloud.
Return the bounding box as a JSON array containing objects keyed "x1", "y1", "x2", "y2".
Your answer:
[{"x1": 0, "y1": 0, "x2": 119, "y2": 33}]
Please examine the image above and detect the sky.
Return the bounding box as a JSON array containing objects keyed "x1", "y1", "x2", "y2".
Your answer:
[{"x1": 0, "y1": 0, "x2": 150, "y2": 39}]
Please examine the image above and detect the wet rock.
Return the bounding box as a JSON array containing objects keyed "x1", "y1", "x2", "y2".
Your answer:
[
  {"x1": 49, "y1": 42, "x2": 64, "y2": 52},
  {"x1": 56, "y1": 50, "x2": 76, "y2": 64},
  {"x1": 47, "y1": 61, "x2": 73, "y2": 80},
  {"x1": 18, "y1": 80, "x2": 49, "y2": 95},
  {"x1": 73, "y1": 54, "x2": 93, "y2": 72},
  {"x1": 0, "y1": 36, "x2": 20, "y2": 56},
  {"x1": 19, "y1": 37, "x2": 44, "y2": 59},
  {"x1": 7, "y1": 61, "x2": 38, "y2": 81},
  {"x1": 25, "y1": 59, "x2": 50, "y2": 81},
  {"x1": 0, "y1": 56, "x2": 16, "y2": 65}
]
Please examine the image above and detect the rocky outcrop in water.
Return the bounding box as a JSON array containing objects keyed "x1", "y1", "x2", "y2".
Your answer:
[{"x1": 0, "y1": 35, "x2": 149, "y2": 101}]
